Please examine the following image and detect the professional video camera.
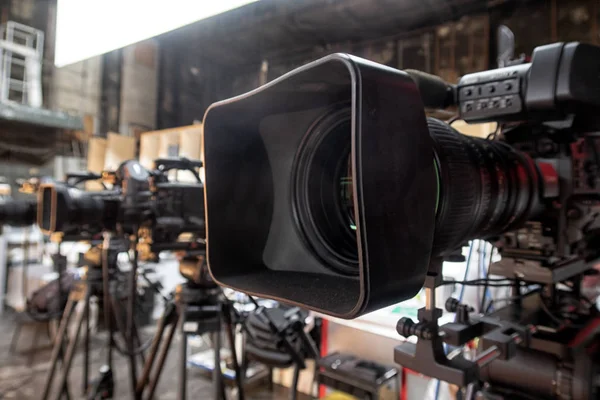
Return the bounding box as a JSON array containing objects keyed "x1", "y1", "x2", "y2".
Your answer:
[
  {"x1": 0, "y1": 176, "x2": 51, "y2": 227},
  {"x1": 38, "y1": 157, "x2": 205, "y2": 251},
  {"x1": 203, "y1": 41, "x2": 600, "y2": 399}
]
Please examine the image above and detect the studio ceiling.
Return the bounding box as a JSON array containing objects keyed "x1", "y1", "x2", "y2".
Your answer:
[{"x1": 159, "y1": 0, "x2": 499, "y2": 66}]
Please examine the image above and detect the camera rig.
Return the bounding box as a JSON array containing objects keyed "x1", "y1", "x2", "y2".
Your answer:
[
  {"x1": 37, "y1": 157, "x2": 205, "y2": 252},
  {"x1": 202, "y1": 40, "x2": 600, "y2": 399},
  {"x1": 394, "y1": 42, "x2": 600, "y2": 399}
]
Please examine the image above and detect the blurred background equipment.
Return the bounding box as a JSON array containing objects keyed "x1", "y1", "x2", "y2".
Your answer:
[
  {"x1": 136, "y1": 253, "x2": 245, "y2": 400},
  {"x1": 245, "y1": 303, "x2": 320, "y2": 400}
]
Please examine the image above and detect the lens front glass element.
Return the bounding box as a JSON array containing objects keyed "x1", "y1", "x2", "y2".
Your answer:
[
  {"x1": 293, "y1": 108, "x2": 359, "y2": 276},
  {"x1": 338, "y1": 153, "x2": 356, "y2": 232}
]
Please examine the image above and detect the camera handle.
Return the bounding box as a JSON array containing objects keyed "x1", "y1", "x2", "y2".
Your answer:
[
  {"x1": 393, "y1": 258, "x2": 530, "y2": 388},
  {"x1": 154, "y1": 157, "x2": 203, "y2": 182},
  {"x1": 65, "y1": 172, "x2": 104, "y2": 187}
]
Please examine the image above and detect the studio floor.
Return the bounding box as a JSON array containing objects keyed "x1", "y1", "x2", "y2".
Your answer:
[{"x1": 0, "y1": 311, "x2": 310, "y2": 399}]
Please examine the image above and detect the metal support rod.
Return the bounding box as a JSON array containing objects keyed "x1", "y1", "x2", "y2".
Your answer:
[
  {"x1": 179, "y1": 314, "x2": 189, "y2": 400},
  {"x1": 136, "y1": 304, "x2": 172, "y2": 395},
  {"x1": 426, "y1": 286, "x2": 436, "y2": 311},
  {"x1": 290, "y1": 364, "x2": 300, "y2": 400},
  {"x1": 51, "y1": 290, "x2": 88, "y2": 400},
  {"x1": 101, "y1": 233, "x2": 113, "y2": 368},
  {"x1": 82, "y1": 290, "x2": 91, "y2": 396},
  {"x1": 212, "y1": 330, "x2": 225, "y2": 400},
  {"x1": 128, "y1": 241, "x2": 140, "y2": 394},
  {"x1": 224, "y1": 305, "x2": 245, "y2": 400},
  {"x1": 144, "y1": 315, "x2": 180, "y2": 400},
  {"x1": 41, "y1": 296, "x2": 76, "y2": 400},
  {"x1": 133, "y1": 319, "x2": 146, "y2": 366}
]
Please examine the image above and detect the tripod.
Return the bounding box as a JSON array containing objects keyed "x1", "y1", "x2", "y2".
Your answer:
[
  {"x1": 41, "y1": 241, "x2": 145, "y2": 400},
  {"x1": 136, "y1": 281, "x2": 245, "y2": 400}
]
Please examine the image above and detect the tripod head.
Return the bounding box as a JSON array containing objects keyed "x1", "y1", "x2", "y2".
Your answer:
[{"x1": 178, "y1": 252, "x2": 217, "y2": 290}]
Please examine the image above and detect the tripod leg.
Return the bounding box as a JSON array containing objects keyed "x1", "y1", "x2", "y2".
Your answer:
[
  {"x1": 212, "y1": 330, "x2": 224, "y2": 400},
  {"x1": 290, "y1": 364, "x2": 300, "y2": 400},
  {"x1": 224, "y1": 307, "x2": 244, "y2": 400},
  {"x1": 127, "y1": 247, "x2": 139, "y2": 394},
  {"x1": 178, "y1": 324, "x2": 188, "y2": 400},
  {"x1": 82, "y1": 291, "x2": 91, "y2": 395},
  {"x1": 52, "y1": 293, "x2": 88, "y2": 400},
  {"x1": 9, "y1": 321, "x2": 22, "y2": 353},
  {"x1": 133, "y1": 318, "x2": 146, "y2": 365},
  {"x1": 136, "y1": 306, "x2": 170, "y2": 396},
  {"x1": 41, "y1": 296, "x2": 77, "y2": 400},
  {"x1": 146, "y1": 314, "x2": 180, "y2": 400},
  {"x1": 29, "y1": 323, "x2": 42, "y2": 366}
]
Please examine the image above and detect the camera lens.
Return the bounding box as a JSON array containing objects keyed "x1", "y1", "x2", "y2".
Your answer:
[
  {"x1": 293, "y1": 112, "x2": 541, "y2": 275},
  {"x1": 427, "y1": 118, "x2": 541, "y2": 255},
  {"x1": 293, "y1": 107, "x2": 359, "y2": 275}
]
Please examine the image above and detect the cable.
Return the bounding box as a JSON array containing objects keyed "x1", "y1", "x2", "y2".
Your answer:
[
  {"x1": 458, "y1": 242, "x2": 475, "y2": 303},
  {"x1": 538, "y1": 295, "x2": 585, "y2": 329},
  {"x1": 485, "y1": 288, "x2": 541, "y2": 314},
  {"x1": 442, "y1": 278, "x2": 517, "y2": 287},
  {"x1": 480, "y1": 243, "x2": 495, "y2": 313}
]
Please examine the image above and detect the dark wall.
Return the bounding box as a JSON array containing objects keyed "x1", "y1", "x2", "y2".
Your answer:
[{"x1": 156, "y1": 0, "x2": 599, "y2": 128}]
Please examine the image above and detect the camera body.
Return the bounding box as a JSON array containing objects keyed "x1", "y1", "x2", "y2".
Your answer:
[
  {"x1": 149, "y1": 159, "x2": 205, "y2": 250},
  {"x1": 38, "y1": 158, "x2": 205, "y2": 252}
]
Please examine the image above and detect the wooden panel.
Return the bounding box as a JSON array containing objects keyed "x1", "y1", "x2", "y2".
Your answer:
[
  {"x1": 87, "y1": 137, "x2": 107, "y2": 173},
  {"x1": 496, "y1": 1, "x2": 552, "y2": 58},
  {"x1": 158, "y1": 131, "x2": 182, "y2": 158},
  {"x1": 557, "y1": 0, "x2": 596, "y2": 43},
  {"x1": 435, "y1": 23, "x2": 457, "y2": 83},
  {"x1": 139, "y1": 133, "x2": 160, "y2": 169},
  {"x1": 435, "y1": 15, "x2": 489, "y2": 83},
  {"x1": 179, "y1": 126, "x2": 203, "y2": 161},
  {"x1": 397, "y1": 32, "x2": 433, "y2": 72},
  {"x1": 178, "y1": 126, "x2": 203, "y2": 182},
  {"x1": 138, "y1": 123, "x2": 203, "y2": 180},
  {"x1": 105, "y1": 133, "x2": 136, "y2": 171}
]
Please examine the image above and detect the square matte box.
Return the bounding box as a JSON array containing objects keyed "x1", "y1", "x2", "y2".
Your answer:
[{"x1": 202, "y1": 54, "x2": 438, "y2": 318}]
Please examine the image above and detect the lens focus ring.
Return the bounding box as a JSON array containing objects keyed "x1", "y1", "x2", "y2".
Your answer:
[
  {"x1": 429, "y1": 118, "x2": 540, "y2": 256},
  {"x1": 428, "y1": 118, "x2": 480, "y2": 255}
]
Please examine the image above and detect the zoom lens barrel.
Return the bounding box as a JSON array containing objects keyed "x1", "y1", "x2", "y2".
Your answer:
[
  {"x1": 39, "y1": 183, "x2": 117, "y2": 234},
  {"x1": 297, "y1": 111, "x2": 542, "y2": 275},
  {"x1": 428, "y1": 118, "x2": 541, "y2": 256}
]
